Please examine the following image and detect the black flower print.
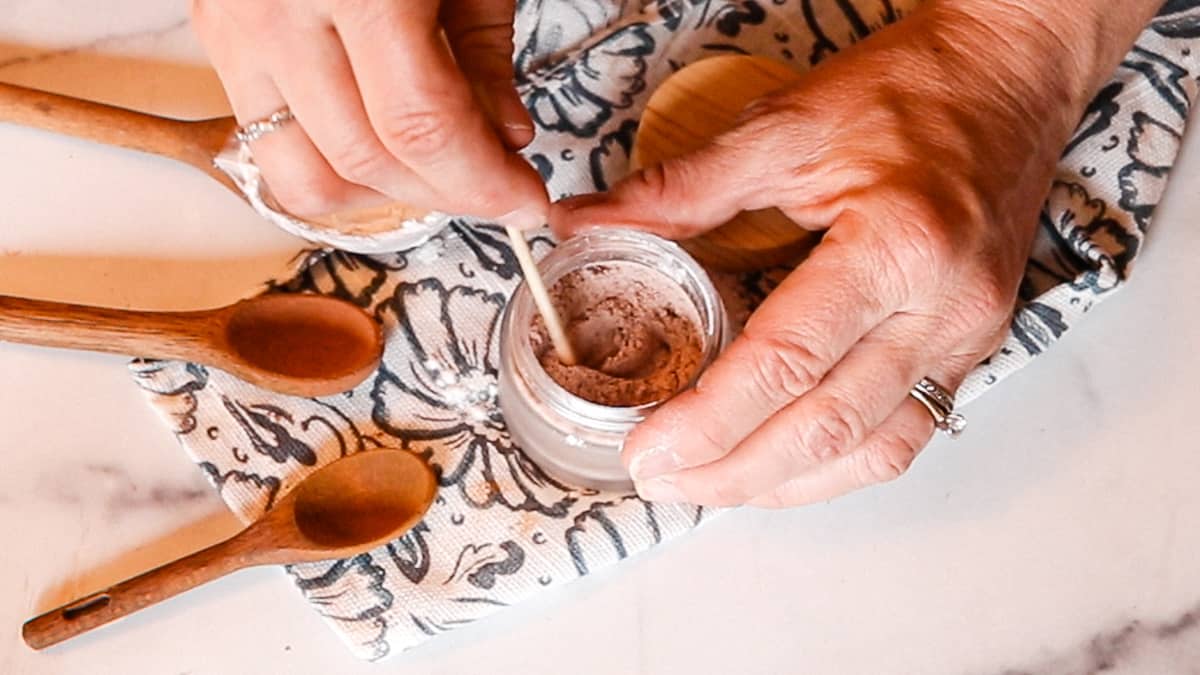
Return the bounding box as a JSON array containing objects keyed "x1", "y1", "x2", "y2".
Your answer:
[
  {"x1": 387, "y1": 522, "x2": 431, "y2": 584},
  {"x1": 129, "y1": 360, "x2": 208, "y2": 434},
  {"x1": 588, "y1": 118, "x2": 639, "y2": 191},
  {"x1": 371, "y1": 278, "x2": 575, "y2": 516},
  {"x1": 444, "y1": 541, "x2": 527, "y2": 589},
  {"x1": 1121, "y1": 45, "x2": 1193, "y2": 119},
  {"x1": 1063, "y1": 82, "x2": 1123, "y2": 157},
  {"x1": 525, "y1": 23, "x2": 655, "y2": 137},
  {"x1": 447, "y1": 221, "x2": 522, "y2": 281},
  {"x1": 1011, "y1": 302, "x2": 1069, "y2": 357},
  {"x1": 1036, "y1": 181, "x2": 1140, "y2": 294},
  {"x1": 221, "y1": 397, "x2": 319, "y2": 466},
  {"x1": 565, "y1": 497, "x2": 702, "y2": 574},
  {"x1": 801, "y1": 0, "x2": 905, "y2": 64},
  {"x1": 1152, "y1": 0, "x2": 1200, "y2": 39},
  {"x1": 290, "y1": 553, "x2": 394, "y2": 660},
  {"x1": 196, "y1": 461, "x2": 282, "y2": 515},
  {"x1": 272, "y1": 249, "x2": 406, "y2": 308},
  {"x1": 1119, "y1": 112, "x2": 1181, "y2": 229},
  {"x1": 711, "y1": 0, "x2": 766, "y2": 37},
  {"x1": 515, "y1": 0, "x2": 633, "y2": 72}
]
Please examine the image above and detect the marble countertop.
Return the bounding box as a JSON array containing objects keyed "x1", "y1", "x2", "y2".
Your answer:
[{"x1": 2, "y1": 2, "x2": 1199, "y2": 673}]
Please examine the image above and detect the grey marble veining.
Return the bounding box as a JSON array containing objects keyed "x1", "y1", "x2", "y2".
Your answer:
[{"x1": 995, "y1": 602, "x2": 1200, "y2": 675}]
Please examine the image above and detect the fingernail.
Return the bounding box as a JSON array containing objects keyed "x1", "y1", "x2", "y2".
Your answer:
[
  {"x1": 635, "y1": 476, "x2": 686, "y2": 503},
  {"x1": 497, "y1": 205, "x2": 545, "y2": 230},
  {"x1": 628, "y1": 445, "x2": 683, "y2": 480},
  {"x1": 502, "y1": 121, "x2": 535, "y2": 149}
]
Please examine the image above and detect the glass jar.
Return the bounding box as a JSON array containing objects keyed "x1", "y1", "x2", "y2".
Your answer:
[{"x1": 498, "y1": 228, "x2": 729, "y2": 491}]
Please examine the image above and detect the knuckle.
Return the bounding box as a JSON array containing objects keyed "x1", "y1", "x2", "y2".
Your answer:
[
  {"x1": 377, "y1": 108, "x2": 453, "y2": 158},
  {"x1": 267, "y1": 173, "x2": 343, "y2": 217},
  {"x1": 941, "y1": 269, "x2": 1015, "y2": 336},
  {"x1": 858, "y1": 437, "x2": 919, "y2": 485},
  {"x1": 793, "y1": 399, "x2": 865, "y2": 464},
  {"x1": 326, "y1": 141, "x2": 391, "y2": 186},
  {"x1": 881, "y1": 189, "x2": 957, "y2": 274},
  {"x1": 743, "y1": 331, "x2": 825, "y2": 403},
  {"x1": 619, "y1": 163, "x2": 692, "y2": 238},
  {"x1": 964, "y1": 269, "x2": 1016, "y2": 320}
]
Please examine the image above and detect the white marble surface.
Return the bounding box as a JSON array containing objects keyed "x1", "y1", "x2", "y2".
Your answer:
[{"x1": 2, "y1": 3, "x2": 1199, "y2": 673}]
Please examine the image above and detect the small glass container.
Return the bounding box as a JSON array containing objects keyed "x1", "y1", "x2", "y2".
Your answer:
[{"x1": 498, "y1": 228, "x2": 729, "y2": 491}]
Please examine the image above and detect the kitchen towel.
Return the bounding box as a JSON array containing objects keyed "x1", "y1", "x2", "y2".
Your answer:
[{"x1": 132, "y1": 0, "x2": 1200, "y2": 660}]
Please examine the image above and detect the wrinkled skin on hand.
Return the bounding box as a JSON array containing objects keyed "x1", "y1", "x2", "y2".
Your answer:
[
  {"x1": 553, "y1": 2, "x2": 1098, "y2": 507},
  {"x1": 191, "y1": 0, "x2": 548, "y2": 227}
]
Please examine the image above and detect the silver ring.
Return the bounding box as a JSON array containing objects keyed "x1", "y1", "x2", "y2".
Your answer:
[
  {"x1": 909, "y1": 377, "x2": 966, "y2": 438},
  {"x1": 235, "y1": 107, "x2": 295, "y2": 143}
]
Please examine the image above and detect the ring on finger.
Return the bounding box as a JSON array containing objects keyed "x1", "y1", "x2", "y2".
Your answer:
[
  {"x1": 909, "y1": 377, "x2": 966, "y2": 438},
  {"x1": 235, "y1": 107, "x2": 296, "y2": 143}
]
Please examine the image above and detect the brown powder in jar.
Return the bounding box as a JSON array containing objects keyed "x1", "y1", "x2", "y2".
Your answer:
[{"x1": 530, "y1": 261, "x2": 703, "y2": 407}]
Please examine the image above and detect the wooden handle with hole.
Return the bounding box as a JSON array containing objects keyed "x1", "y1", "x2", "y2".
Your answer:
[
  {"x1": 22, "y1": 534, "x2": 257, "y2": 650},
  {"x1": 0, "y1": 295, "x2": 218, "y2": 361},
  {"x1": 0, "y1": 81, "x2": 235, "y2": 180}
]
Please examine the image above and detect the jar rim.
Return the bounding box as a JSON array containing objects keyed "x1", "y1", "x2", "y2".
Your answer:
[{"x1": 504, "y1": 227, "x2": 727, "y2": 429}]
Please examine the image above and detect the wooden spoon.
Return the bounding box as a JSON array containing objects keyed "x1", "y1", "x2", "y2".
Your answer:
[
  {"x1": 0, "y1": 81, "x2": 427, "y2": 233},
  {"x1": 23, "y1": 448, "x2": 437, "y2": 650},
  {"x1": 0, "y1": 292, "x2": 383, "y2": 397},
  {"x1": 633, "y1": 55, "x2": 819, "y2": 272}
]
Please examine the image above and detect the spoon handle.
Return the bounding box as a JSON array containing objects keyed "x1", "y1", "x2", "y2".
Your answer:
[
  {"x1": 0, "y1": 295, "x2": 219, "y2": 361},
  {"x1": 22, "y1": 533, "x2": 257, "y2": 649},
  {"x1": 0, "y1": 81, "x2": 235, "y2": 178}
]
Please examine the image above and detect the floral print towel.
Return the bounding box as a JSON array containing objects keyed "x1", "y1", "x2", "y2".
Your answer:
[{"x1": 132, "y1": 0, "x2": 1200, "y2": 660}]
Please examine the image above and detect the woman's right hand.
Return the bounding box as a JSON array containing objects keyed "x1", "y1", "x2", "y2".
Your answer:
[{"x1": 191, "y1": 0, "x2": 548, "y2": 228}]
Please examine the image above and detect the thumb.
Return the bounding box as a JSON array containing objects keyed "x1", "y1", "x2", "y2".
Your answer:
[
  {"x1": 441, "y1": 0, "x2": 533, "y2": 150},
  {"x1": 551, "y1": 130, "x2": 776, "y2": 241}
]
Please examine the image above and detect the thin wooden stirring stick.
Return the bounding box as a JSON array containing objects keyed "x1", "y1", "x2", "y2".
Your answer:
[{"x1": 504, "y1": 226, "x2": 578, "y2": 365}]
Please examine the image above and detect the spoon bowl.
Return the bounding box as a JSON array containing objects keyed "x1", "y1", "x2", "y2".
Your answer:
[
  {"x1": 286, "y1": 448, "x2": 437, "y2": 554},
  {"x1": 220, "y1": 293, "x2": 384, "y2": 396},
  {"x1": 23, "y1": 449, "x2": 437, "y2": 649}
]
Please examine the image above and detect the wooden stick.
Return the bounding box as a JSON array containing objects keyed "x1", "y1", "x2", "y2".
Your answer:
[{"x1": 505, "y1": 226, "x2": 577, "y2": 365}]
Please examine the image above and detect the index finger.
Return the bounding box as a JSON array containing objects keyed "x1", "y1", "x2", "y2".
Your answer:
[
  {"x1": 332, "y1": 3, "x2": 548, "y2": 226},
  {"x1": 623, "y1": 221, "x2": 906, "y2": 481}
]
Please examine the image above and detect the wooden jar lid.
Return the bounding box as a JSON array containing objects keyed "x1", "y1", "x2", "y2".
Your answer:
[{"x1": 633, "y1": 55, "x2": 816, "y2": 271}]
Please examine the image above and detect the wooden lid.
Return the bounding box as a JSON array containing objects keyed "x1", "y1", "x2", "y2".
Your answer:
[{"x1": 633, "y1": 55, "x2": 816, "y2": 271}]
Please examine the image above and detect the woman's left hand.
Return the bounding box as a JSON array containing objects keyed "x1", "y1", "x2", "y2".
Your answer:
[{"x1": 551, "y1": 0, "x2": 1121, "y2": 507}]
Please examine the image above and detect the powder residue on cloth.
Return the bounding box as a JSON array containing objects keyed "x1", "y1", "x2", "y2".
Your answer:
[{"x1": 531, "y1": 261, "x2": 703, "y2": 407}]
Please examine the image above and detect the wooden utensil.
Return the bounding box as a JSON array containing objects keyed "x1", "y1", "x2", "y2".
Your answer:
[
  {"x1": 23, "y1": 449, "x2": 437, "y2": 650},
  {"x1": 505, "y1": 225, "x2": 577, "y2": 365},
  {"x1": 0, "y1": 82, "x2": 427, "y2": 232},
  {"x1": 633, "y1": 55, "x2": 818, "y2": 272},
  {"x1": 0, "y1": 81, "x2": 239, "y2": 192},
  {"x1": 0, "y1": 292, "x2": 383, "y2": 397}
]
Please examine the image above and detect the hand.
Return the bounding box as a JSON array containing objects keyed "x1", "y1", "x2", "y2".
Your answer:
[
  {"x1": 552, "y1": 2, "x2": 1097, "y2": 507},
  {"x1": 191, "y1": 0, "x2": 548, "y2": 227}
]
